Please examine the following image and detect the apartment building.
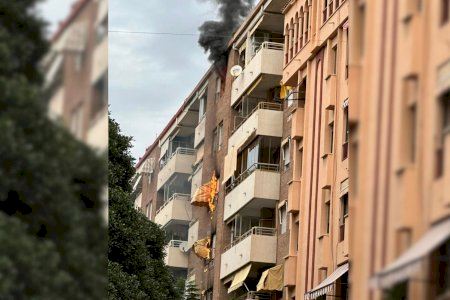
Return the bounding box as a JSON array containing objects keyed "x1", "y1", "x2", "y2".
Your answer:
[
  {"x1": 349, "y1": 0, "x2": 450, "y2": 299},
  {"x1": 43, "y1": 0, "x2": 108, "y2": 151},
  {"x1": 281, "y1": 0, "x2": 350, "y2": 299},
  {"x1": 134, "y1": 66, "x2": 226, "y2": 282}
]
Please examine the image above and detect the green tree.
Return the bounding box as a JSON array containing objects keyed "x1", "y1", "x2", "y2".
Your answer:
[
  {"x1": 184, "y1": 279, "x2": 201, "y2": 300},
  {"x1": 0, "y1": 0, "x2": 107, "y2": 298},
  {"x1": 108, "y1": 117, "x2": 180, "y2": 299}
]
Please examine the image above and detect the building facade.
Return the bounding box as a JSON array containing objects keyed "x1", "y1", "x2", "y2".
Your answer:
[
  {"x1": 349, "y1": 0, "x2": 450, "y2": 299},
  {"x1": 44, "y1": 0, "x2": 108, "y2": 152}
]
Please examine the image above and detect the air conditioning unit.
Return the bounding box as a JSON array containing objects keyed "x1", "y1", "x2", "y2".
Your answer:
[
  {"x1": 179, "y1": 241, "x2": 190, "y2": 253},
  {"x1": 142, "y1": 158, "x2": 155, "y2": 174}
]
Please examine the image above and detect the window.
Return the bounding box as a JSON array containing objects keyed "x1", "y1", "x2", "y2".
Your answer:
[
  {"x1": 345, "y1": 28, "x2": 349, "y2": 79},
  {"x1": 213, "y1": 122, "x2": 223, "y2": 152},
  {"x1": 282, "y1": 138, "x2": 291, "y2": 170},
  {"x1": 328, "y1": 119, "x2": 335, "y2": 154},
  {"x1": 330, "y1": 45, "x2": 338, "y2": 75},
  {"x1": 96, "y1": 17, "x2": 108, "y2": 43},
  {"x1": 287, "y1": 87, "x2": 296, "y2": 107},
  {"x1": 279, "y1": 204, "x2": 287, "y2": 234},
  {"x1": 199, "y1": 95, "x2": 207, "y2": 121},
  {"x1": 323, "y1": 0, "x2": 329, "y2": 22},
  {"x1": 215, "y1": 77, "x2": 221, "y2": 100},
  {"x1": 321, "y1": 188, "x2": 331, "y2": 235},
  {"x1": 70, "y1": 104, "x2": 84, "y2": 139},
  {"x1": 339, "y1": 193, "x2": 349, "y2": 241},
  {"x1": 442, "y1": 0, "x2": 450, "y2": 25},
  {"x1": 436, "y1": 90, "x2": 450, "y2": 178},
  {"x1": 211, "y1": 233, "x2": 216, "y2": 259},
  {"x1": 295, "y1": 141, "x2": 303, "y2": 179},
  {"x1": 145, "y1": 202, "x2": 152, "y2": 219},
  {"x1": 342, "y1": 103, "x2": 349, "y2": 160},
  {"x1": 91, "y1": 72, "x2": 108, "y2": 118}
]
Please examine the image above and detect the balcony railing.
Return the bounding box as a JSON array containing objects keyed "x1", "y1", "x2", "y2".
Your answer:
[
  {"x1": 238, "y1": 291, "x2": 276, "y2": 300},
  {"x1": 156, "y1": 193, "x2": 190, "y2": 215},
  {"x1": 225, "y1": 162, "x2": 279, "y2": 194},
  {"x1": 250, "y1": 41, "x2": 284, "y2": 61},
  {"x1": 233, "y1": 101, "x2": 282, "y2": 133},
  {"x1": 223, "y1": 227, "x2": 276, "y2": 252},
  {"x1": 167, "y1": 239, "x2": 185, "y2": 248},
  {"x1": 160, "y1": 147, "x2": 196, "y2": 169}
]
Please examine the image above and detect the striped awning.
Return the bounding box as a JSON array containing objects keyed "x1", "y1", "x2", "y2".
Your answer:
[
  {"x1": 371, "y1": 217, "x2": 450, "y2": 289},
  {"x1": 228, "y1": 264, "x2": 252, "y2": 294},
  {"x1": 304, "y1": 263, "x2": 349, "y2": 300}
]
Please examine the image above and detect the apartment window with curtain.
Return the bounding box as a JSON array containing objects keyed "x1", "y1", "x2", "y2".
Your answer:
[
  {"x1": 145, "y1": 202, "x2": 152, "y2": 219},
  {"x1": 342, "y1": 102, "x2": 349, "y2": 160},
  {"x1": 215, "y1": 77, "x2": 221, "y2": 100},
  {"x1": 199, "y1": 95, "x2": 207, "y2": 121},
  {"x1": 91, "y1": 72, "x2": 108, "y2": 118},
  {"x1": 279, "y1": 203, "x2": 287, "y2": 234},
  {"x1": 212, "y1": 122, "x2": 223, "y2": 152},
  {"x1": 326, "y1": 109, "x2": 335, "y2": 154},
  {"x1": 339, "y1": 193, "x2": 349, "y2": 241},
  {"x1": 282, "y1": 138, "x2": 291, "y2": 170}
]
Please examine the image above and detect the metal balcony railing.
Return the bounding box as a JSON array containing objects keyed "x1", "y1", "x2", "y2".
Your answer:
[
  {"x1": 225, "y1": 162, "x2": 280, "y2": 194},
  {"x1": 242, "y1": 291, "x2": 276, "y2": 300},
  {"x1": 160, "y1": 146, "x2": 196, "y2": 169},
  {"x1": 233, "y1": 101, "x2": 282, "y2": 133},
  {"x1": 223, "y1": 226, "x2": 276, "y2": 252},
  {"x1": 156, "y1": 193, "x2": 190, "y2": 215},
  {"x1": 167, "y1": 239, "x2": 186, "y2": 248}
]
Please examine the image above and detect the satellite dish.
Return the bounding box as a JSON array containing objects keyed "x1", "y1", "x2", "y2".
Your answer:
[
  {"x1": 230, "y1": 65, "x2": 243, "y2": 77},
  {"x1": 179, "y1": 241, "x2": 190, "y2": 253}
]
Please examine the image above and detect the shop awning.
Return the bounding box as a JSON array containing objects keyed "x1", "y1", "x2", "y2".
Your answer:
[
  {"x1": 228, "y1": 264, "x2": 252, "y2": 294},
  {"x1": 371, "y1": 217, "x2": 450, "y2": 289},
  {"x1": 304, "y1": 263, "x2": 349, "y2": 300},
  {"x1": 256, "y1": 265, "x2": 283, "y2": 292}
]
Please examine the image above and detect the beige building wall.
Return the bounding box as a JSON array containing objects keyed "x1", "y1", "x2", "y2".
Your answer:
[
  {"x1": 282, "y1": 0, "x2": 349, "y2": 299},
  {"x1": 349, "y1": 0, "x2": 450, "y2": 299}
]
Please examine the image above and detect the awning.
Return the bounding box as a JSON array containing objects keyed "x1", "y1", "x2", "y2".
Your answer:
[
  {"x1": 371, "y1": 217, "x2": 450, "y2": 289},
  {"x1": 193, "y1": 238, "x2": 210, "y2": 260},
  {"x1": 304, "y1": 263, "x2": 349, "y2": 300},
  {"x1": 257, "y1": 265, "x2": 283, "y2": 292},
  {"x1": 228, "y1": 264, "x2": 252, "y2": 294},
  {"x1": 191, "y1": 173, "x2": 218, "y2": 213}
]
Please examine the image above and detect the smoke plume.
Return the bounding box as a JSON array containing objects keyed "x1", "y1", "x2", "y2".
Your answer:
[{"x1": 198, "y1": 0, "x2": 254, "y2": 69}]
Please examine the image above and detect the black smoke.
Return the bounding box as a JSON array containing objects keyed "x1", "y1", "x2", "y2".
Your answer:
[{"x1": 198, "y1": 0, "x2": 254, "y2": 70}]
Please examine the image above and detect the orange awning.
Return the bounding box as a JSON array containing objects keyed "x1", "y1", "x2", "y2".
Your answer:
[
  {"x1": 193, "y1": 238, "x2": 211, "y2": 260},
  {"x1": 191, "y1": 173, "x2": 218, "y2": 214}
]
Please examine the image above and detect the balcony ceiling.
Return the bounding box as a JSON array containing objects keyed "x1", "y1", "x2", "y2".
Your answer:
[
  {"x1": 265, "y1": 0, "x2": 290, "y2": 14},
  {"x1": 232, "y1": 197, "x2": 277, "y2": 218},
  {"x1": 257, "y1": 13, "x2": 284, "y2": 33}
]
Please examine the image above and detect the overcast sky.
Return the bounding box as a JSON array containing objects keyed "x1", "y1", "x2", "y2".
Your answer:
[
  {"x1": 39, "y1": 0, "x2": 218, "y2": 161},
  {"x1": 109, "y1": 1, "x2": 217, "y2": 161}
]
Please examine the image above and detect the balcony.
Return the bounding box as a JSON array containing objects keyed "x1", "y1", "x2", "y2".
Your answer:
[
  {"x1": 220, "y1": 227, "x2": 277, "y2": 279},
  {"x1": 157, "y1": 147, "x2": 196, "y2": 190},
  {"x1": 291, "y1": 106, "x2": 305, "y2": 140},
  {"x1": 228, "y1": 104, "x2": 283, "y2": 156},
  {"x1": 224, "y1": 163, "x2": 280, "y2": 221},
  {"x1": 154, "y1": 193, "x2": 191, "y2": 228},
  {"x1": 287, "y1": 180, "x2": 301, "y2": 213},
  {"x1": 164, "y1": 240, "x2": 188, "y2": 269},
  {"x1": 231, "y1": 42, "x2": 284, "y2": 107},
  {"x1": 284, "y1": 255, "x2": 297, "y2": 287},
  {"x1": 194, "y1": 116, "x2": 206, "y2": 148}
]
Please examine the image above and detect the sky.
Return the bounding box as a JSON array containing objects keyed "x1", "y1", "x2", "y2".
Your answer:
[
  {"x1": 109, "y1": 1, "x2": 217, "y2": 161},
  {"x1": 39, "y1": 0, "x2": 218, "y2": 161}
]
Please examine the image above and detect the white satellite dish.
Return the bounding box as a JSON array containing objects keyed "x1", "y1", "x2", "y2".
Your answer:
[
  {"x1": 230, "y1": 65, "x2": 243, "y2": 77},
  {"x1": 179, "y1": 241, "x2": 190, "y2": 253}
]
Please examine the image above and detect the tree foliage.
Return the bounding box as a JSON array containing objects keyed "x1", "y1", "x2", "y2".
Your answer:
[
  {"x1": 0, "y1": 0, "x2": 107, "y2": 298},
  {"x1": 108, "y1": 117, "x2": 180, "y2": 299}
]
